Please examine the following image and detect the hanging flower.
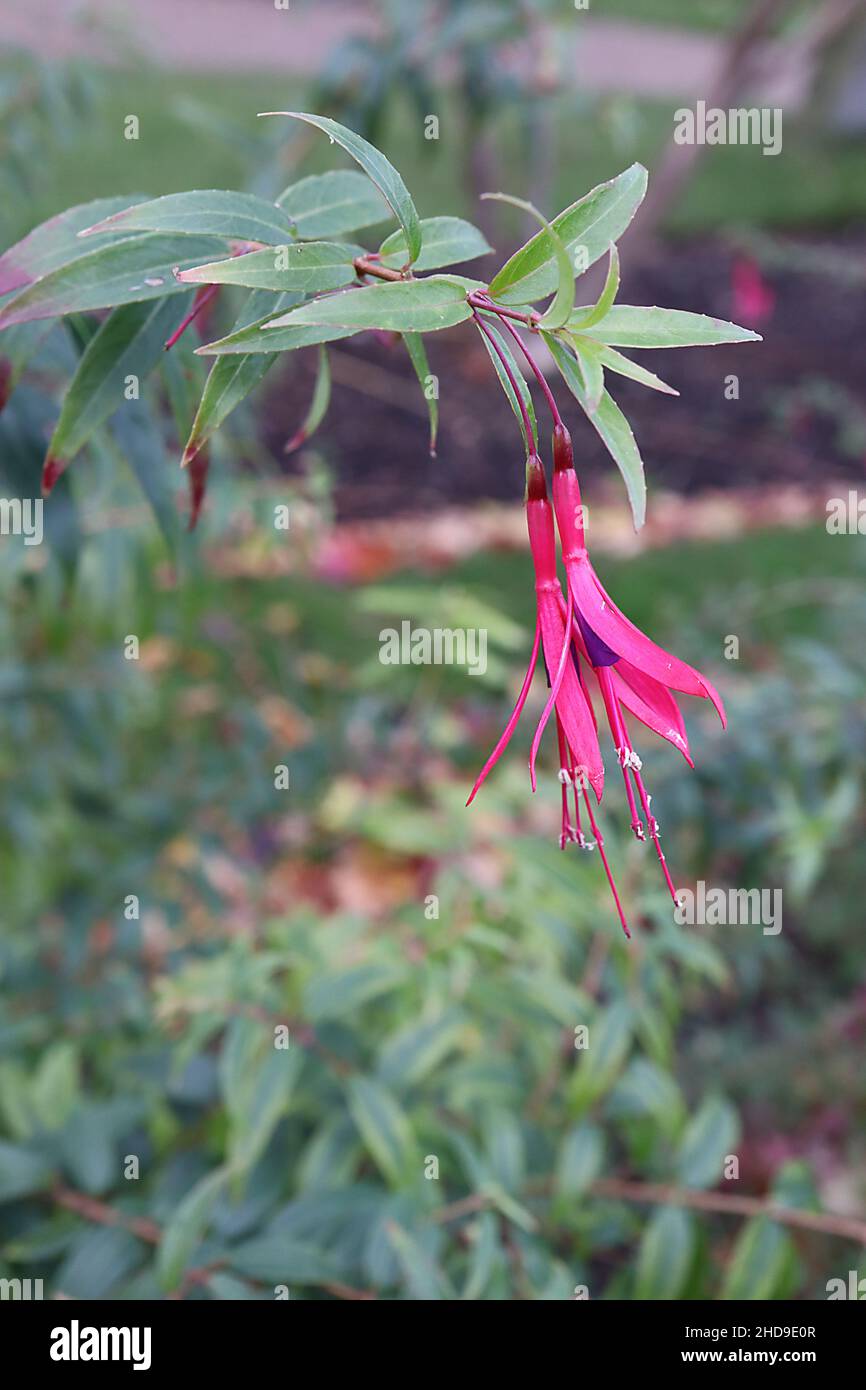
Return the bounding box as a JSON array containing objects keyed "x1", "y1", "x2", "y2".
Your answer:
[{"x1": 550, "y1": 422, "x2": 726, "y2": 917}]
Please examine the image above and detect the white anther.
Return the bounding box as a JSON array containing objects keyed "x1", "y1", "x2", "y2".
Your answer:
[
  {"x1": 618, "y1": 748, "x2": 643, "y2": 770},
  {"x1": 558, "y1": 767, "x2": 573, "y2": 785}
]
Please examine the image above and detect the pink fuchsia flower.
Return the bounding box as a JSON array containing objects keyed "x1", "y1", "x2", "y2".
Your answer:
[
  {"x1": 550, "y1": 422, "x2": 726, "y2": 910},
  {"x1": 467, "y1": 453, "x2": 634, "y2": 935},
  {"x1": 467, "y1": 452, "x2": 603, "y2": 805},
  {"x1": 731, "y1": 255, "x2": 775, "y2": 328}
]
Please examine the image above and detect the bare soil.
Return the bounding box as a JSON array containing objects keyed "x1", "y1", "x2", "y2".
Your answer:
[{"x1": 262, "y1": 233, "x2": 866, "y2": 521}]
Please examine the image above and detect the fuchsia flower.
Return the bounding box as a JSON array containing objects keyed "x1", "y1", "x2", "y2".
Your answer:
[
  {"x1": 467, "y1": 422, "x2": 726, "y2": 938},
  {"x1": 731, "y1": 255, "x2": 775, "y2": 328}
]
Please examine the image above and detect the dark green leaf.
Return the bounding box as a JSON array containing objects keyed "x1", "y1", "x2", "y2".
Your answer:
[
  {"x1": 265, "y1": 276, "x2": 475, "y2": 335},
  {"x1": 0, "y1": 194, "x2": 145, "y2": 296},
  {"x1": 262, "y1": 112, "x2": 422, "y2": 263},
  {"x1": 676, "y1": 1095, "x2": 740, "y2": 1189},
  {"x1": 285, "y1": 345, "x2": 331, "y2": 454},
  {"x1": 0, "y1": 1140, "x2": 54, "y2": 1201},
  {"x1": 47, "y1": 297, "x2": 187, "y2": 465},
  {"x1": 720, "y1": 1219, "x2": 796, "y2": 1300},
  {"x1": 0, "y1": 235, "x2": 225, "y2": 327},
  {"x1": 402, "y1": 332, "x2": 438, "y2": 455},
  {"x1": 488, "y1": 164, "x2": 647, "y2": 305},
  {"x1": 379, "y1": 217, "x2": 492, "y2": 272},
  {"x1": 183, "y1": 291, "x2": 297, "y2": 459},
  {"x1": 278, "y1": 169, "x2": 392, "y2": 239},
  {"x1": 476, "y1": 316, "x2": 536, "y2": 454},
  {"x1": 158, "y1": 1166, "x2": 230, "y2": 1290},
  {"x1": 545, "y1": 333, "x2": 646, "y2": 528},
  {"x1": 555, "y1": 1123, "x2": 604, "y2": 1198},
  {"x1": 634, "y1": 1207, "x2": 695, "y2": 1300},
  {"x1": 346, "y1": 1076, "x2": 415, "y2": 1184},
  {"x1": 79, "y1": 190, "x2": 297, "y2": 246},
  {"x1": 573, "y1": 304, "x2": 761, "y2": 348},
  {"x1": 177, "y1": 240, "x2": 363, "y2": 293}
]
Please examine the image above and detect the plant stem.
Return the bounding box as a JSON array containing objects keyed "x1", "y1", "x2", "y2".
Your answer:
[
  {"x1": 473, "y1": 309, "x2": 536, "y2": 452},
  {"x1": 50, "y1": 1184, "x2": 376, "y2": 1301},
  {"x1": 467, "y1": 292, "x2": 539, "y2": 328},
  {"x1": 494, "y1": 311, "x2": 565, "y2": 431},
  {"x1": 432, "y1": 1177, "x2": 866, "y2": 1246},
  {"x1": 353, "y1": 256, "x2": 406, "y2": 283},
  {"x1": 164, "y1": 284, "x2": 219, "y2": 351}
]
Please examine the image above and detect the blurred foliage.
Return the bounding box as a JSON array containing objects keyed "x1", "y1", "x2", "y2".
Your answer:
[
  {"x1": 1, "y1": 9, "x2": 865, "y2": 1302},
  {"x1": 1, "y1": 500, "x2": 864, "y2": 1296}
]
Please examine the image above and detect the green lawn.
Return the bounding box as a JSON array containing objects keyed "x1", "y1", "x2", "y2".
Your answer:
[{"x1": 5, "y1": 64, "x2": 866, "y2": 254}]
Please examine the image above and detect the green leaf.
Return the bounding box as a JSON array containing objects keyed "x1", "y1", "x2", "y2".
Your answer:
[
  {"x1": 0, "y1": 194, "x2": 145, "y2": 296},
  {"x1": 0, "y1": 235, "x2": 224, "y2": 327},
  {"x1": 55, "y1": 1228, "x2": 144, "y2": 1300},
  {"x1": 488, "y1": 163, "x2": 647, "y2": 305},
  {"x1": 176, "y1": 240, "x2": 363, "y2": 293},
  {"x1": 220, "y1": 1018, "x2": 303, "y2": 1176},
  {"x1": 278, "y1": 169, "x2": 392, "y2": 239},
  {"x1": 460, "y1": 1212, "x2": 501, "y2": 1301},
  {"x1": 568, "y1": 1001, "x2": 633, "y2": 1114},
  {"x1": 612, "y1": 1058, "x2": 685, "y2": 1135},
  {"x1": 261, "y1": 112, "x2": 422, "y2": 263},
  {"x1": 379, "y1": 217, "x2": 492, "y2": 272},
  {"x1": 545, "y1": 333, "x2": 646, "y2": 528},
  {"x1": 573, "y1": 304, "x2": 761, "y2": 348},
  {"x1": 183, "y1": 291, "x2": 295, "y2": 462},
  {"x1": 566, "y1": 334, "x2": 605, "y2": 414},
  {"x1": 265, "y1": 275, "x2": 475, "y2": 334},
  {"x1": 387, "y1": 1223, "x2": 453, "y2": 1300},
  {"x1": 476, "y1": 316, "x2": 537, "y2": 454},
  {"x1": 229, "y1": 1233, "x2": 340, "y2": 1287},
  {"x1": 634, "y1": 1207, "x2": 695, "y2": 1300},
  {"x1": 377, "y1": 1011, "x2": 464, "y2": 1088},
  {"x1": 483, "y1": 192, "x2": 573, "y2": 329},
  {"x1": 79, "y1": 190, "x2": 297, "y2": 246},
  {"x1": 304, "y1": 962, "x2": 406, "y2": 1022},
  {"x1": 720, "y1": 1219, "x2": 796, "y2": 1300},
  {"x1": 157, "y1": 1166, "x2": 230, "y2": 1291},
  {"x1": 402, "y1": 331, "x2": 438, "y2": 455},
  {"x1": 589, "y1": 342, "x2": 678, "y2": 396},
  {"x1": 346, "y1": 1076, "x2": 415, "y2": 1185},
  {"x1": 676, "y1": 1095, "x2": 740, "y2": 1189},
  {"x1": 31, "y1": 1042, "x2": 80, "y2": 1131},
  {"x1": 285, "y1": 345, "x2": 331, "y2": 454},
  {"x1": 58, "y1": 1101, "x2": 140, "y2": 1196},
  {"x1": 47, "y1": 297, "x2": 187, "y2": 467},
  {"x1": 199, "y1": 317, "x2": 352, "y2": 357},
  {"x1": 0, "y1": 1139, "x2": 54, "y2": 1201},
  {"x1": 571, "y1": 242, "x2": 620, "y2": 330},
  {"x1": 482, "y1": 1108, "x2": 526, "y2": 1192},
  {"x1": 555, "y1": 1123, "x2": 604, "y2": 1198}
]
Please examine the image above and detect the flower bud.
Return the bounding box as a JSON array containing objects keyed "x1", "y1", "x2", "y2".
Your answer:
[
  {"x1": 552, "y1": 423, "x2": 574, "y2": 475},
  {"x1": 524, "y1": 451, "x2": 548, "y2": 503}
]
